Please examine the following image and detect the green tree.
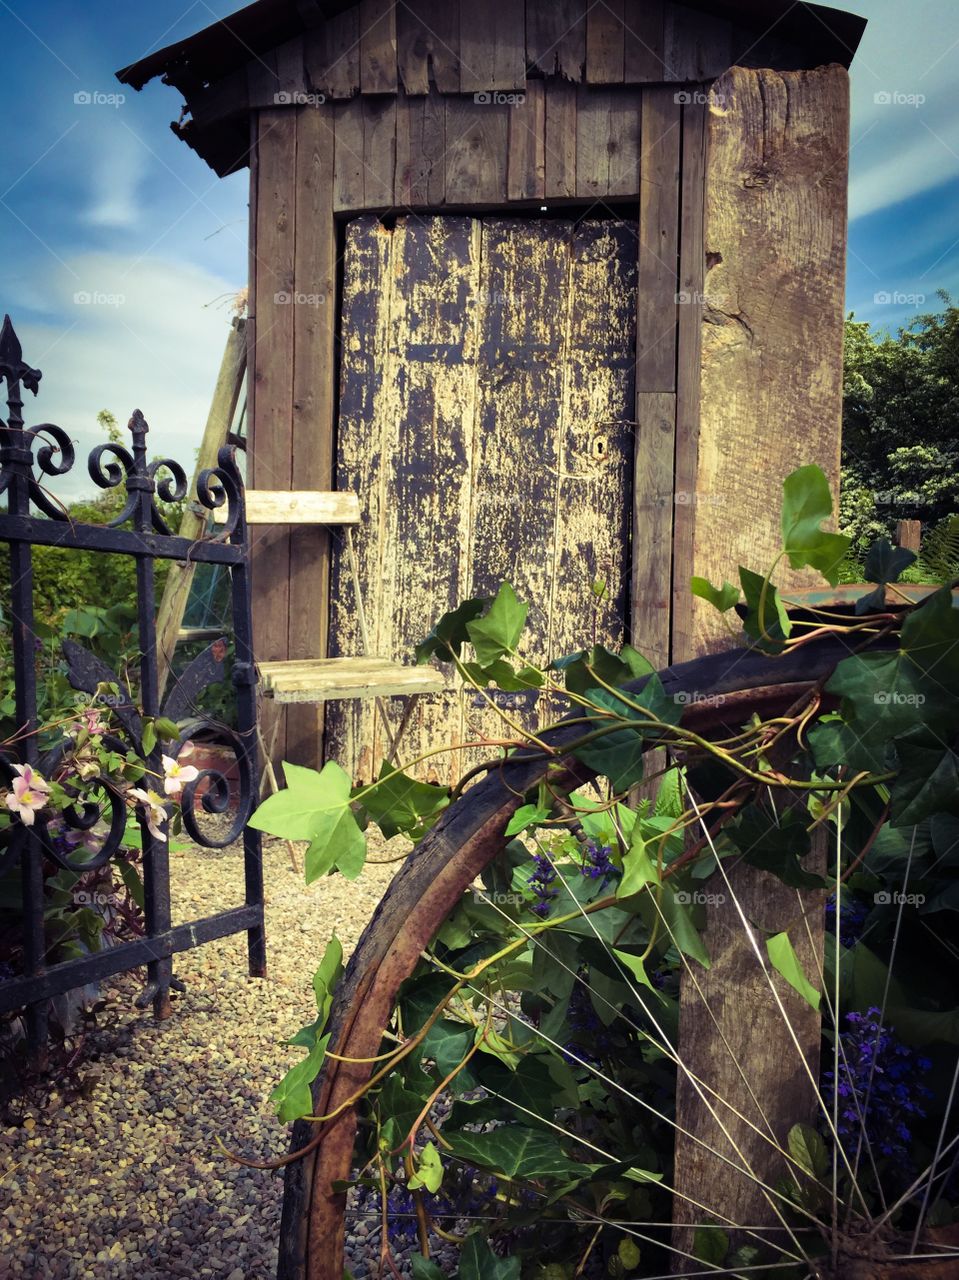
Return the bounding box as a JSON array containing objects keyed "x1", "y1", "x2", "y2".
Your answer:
[{"x1": 841, "y1": 293, "x2": 959, "y2": 555}]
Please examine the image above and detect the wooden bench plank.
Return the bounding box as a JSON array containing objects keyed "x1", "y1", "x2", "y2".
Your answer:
[{"x1": 213, "y1": 491, "x2": 361, "y2": 525}]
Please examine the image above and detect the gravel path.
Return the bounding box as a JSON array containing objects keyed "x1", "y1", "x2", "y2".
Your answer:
[{"x1": 0, "y1": 831, "x2": 409, "y2": 1279}]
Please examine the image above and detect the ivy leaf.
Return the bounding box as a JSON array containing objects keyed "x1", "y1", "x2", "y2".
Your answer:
[
  {"x1": 691, "y1": 576, "x2": 739, "y2": 613},
  {"x1": 466, "y1": 583, "x2": 528, "y2": 667},
  {"x1": 618, "y1": 832, "x2": 661, "y2": 899},
  {"x1": 573, "y1": 675, "x2": 680, "y2": 793},
  {"x1": 728, "y1": 806, "x2": 826, "y2": 889},
  {"x1": 827, "y1": 649, "x2": 957, "y2": 743},
  {"x1": 248, "y1": 760, "x2": 367, "y2": 884},
  {"x1": 505, "y1": 802, "x2": 551, "y2": 837},
  {"x1": 900, "y1": 586, "x2": 959, "y2": 699},
  {"x1": 767, "y1": 932, "x2": 820, "y2": 1010},
  {"x1": 408, "y1": 1141, "x2": 444, "y2": 1193},
  {"x1": 780, "y1": 464, "x2": 851, "y2": 585},
  {"x1": 613, "y1": 947, "x2": 658, "y2": 992},
  {"x1": 421, "y1": 1019, "x2": 478, "y2": 1089},
  {"x1": 312, "y1": 935, "x2": 343, "y2": 1023},
  {"x1": 377, "y1": 1072, "x2": 430, "y2": 1151},
  {"x1": 462, "y1": 658, "x2": 544, "y2": 691},
  {"x1": 788, "y1": 1122, "x2": 829, "y2": 1180},
  {"x1": 459, "y1": 1234, "x2": 521, "y2": 1280},
  {"x1": 552, "y1": 644, "x2": 653, "y2": 697},
  {"x1": 416, "y1": 597, "x2": 488, "y2": 664},
  {"x1": 693, "y1": 1226, "x2": 728, "y2": 1266},
  {"x1": 618, "y1": 1238, "x2": 642, "y2": 1271},
  {"x1": 890, "y1": 736, "x2": 959, "y2": 827},
  {"x1": 271, "y1": 1032, "x2": 330, "y2": 1123},
  {"x1": 411, "y1": 1259, "x2": 446, "y2": 1280},
  {"x1": 444, "y1": 1126, "x2": 585, "y2": 1182},
  {"x1": 739, "y1": 567, "x2": 790, "y2": 651},
  {"x1": 359, "y1": 761, "x2": 449, "y2": 840},
  {"x1": 287, "y1": 936, "x2": 343, "y2": 1051},
  {"x1": 807, "y1": 716, "x2": 890, "y2": 776},
  {"x1": 657, "y1": 888, "x2": 711, "y2": 968},
  {"x1": 856, "y1": 539, "x2": 918, "y2": 615},
  {"x1": 154, "y1": 716, "x2": 181, "y2": 742}
]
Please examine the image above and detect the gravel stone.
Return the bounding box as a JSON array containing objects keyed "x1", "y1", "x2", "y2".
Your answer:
[{"x1": 0, "y1": 829, "x2": 412, "y2": 1278}]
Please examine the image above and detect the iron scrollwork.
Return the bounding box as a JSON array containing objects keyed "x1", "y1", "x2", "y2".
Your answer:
[{"x1": 0, "y1": 313, "x2": 264, "y2": 1049}]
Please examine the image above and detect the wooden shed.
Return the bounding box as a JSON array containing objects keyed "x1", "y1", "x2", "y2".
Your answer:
[{"x1": 119, "y1": 0, "x2": 865, "y2": 783}]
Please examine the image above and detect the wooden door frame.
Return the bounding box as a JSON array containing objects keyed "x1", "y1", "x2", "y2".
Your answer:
[{"x1": 247, "y1": 89, "x2": 705, "y2": 769}]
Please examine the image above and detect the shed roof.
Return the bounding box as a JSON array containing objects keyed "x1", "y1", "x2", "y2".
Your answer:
[{"x1": 117, "y1": 0, "x2": 866, "y2": 177}]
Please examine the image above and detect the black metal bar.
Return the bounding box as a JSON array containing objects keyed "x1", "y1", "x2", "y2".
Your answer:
[
  {"x1": 0, "y1": 905, "x2": 264, "y2": 1013},
  {"x1": 0, "y1": 315, "x2": 265, "y2": 1054},
  {"x1": 224, "y1": 460, "x2": 266, "y2": 977},
  {"x1": 0, "y1": 514, "x2": 245, "y2": 563}
]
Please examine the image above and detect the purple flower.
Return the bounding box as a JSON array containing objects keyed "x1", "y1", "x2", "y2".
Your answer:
[
  {"x1": 581, "y1": 838, "x2": 616, "y2": 887},
  {"x1": 528, "y1": 852, "x2": 558, "y2": 918},
  {"x1": 822, "y1": 1007, "x2": 933, "y2": 1171}
]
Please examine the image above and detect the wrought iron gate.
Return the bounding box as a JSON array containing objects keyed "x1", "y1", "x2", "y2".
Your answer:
[{"x1": 0, "y1": 315, "x2": 263, "y2": 1059}]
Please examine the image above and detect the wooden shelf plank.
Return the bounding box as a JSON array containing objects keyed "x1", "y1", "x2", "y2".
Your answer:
[
  {"x1": 212, "y1": 490, "x2": 361, "y2": 525},
  {"x1": 258, "y1": 657, "x2": 445, "y2": 703}
]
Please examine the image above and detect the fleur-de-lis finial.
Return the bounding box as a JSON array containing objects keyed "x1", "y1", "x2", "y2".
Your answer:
[{"x1": 0, "y1": 314, "x2": 42, "y2": 432}]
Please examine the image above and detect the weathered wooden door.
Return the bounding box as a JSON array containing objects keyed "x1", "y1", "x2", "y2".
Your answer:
[{"x1": 326, "y1": 215, "x2": 638, "y2": 784}]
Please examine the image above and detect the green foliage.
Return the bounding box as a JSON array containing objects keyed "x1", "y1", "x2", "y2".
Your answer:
[
  {"x1": 841, "y1": 297, "x2": 959, "y2": 557},
  {"x1": 258, "y1": 464, "x2": 959, "y2": 1277}
]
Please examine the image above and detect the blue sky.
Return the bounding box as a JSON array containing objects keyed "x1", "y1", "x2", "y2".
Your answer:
[{"x1": 0, "y1": 0, "x2": 957, "y2": 498}]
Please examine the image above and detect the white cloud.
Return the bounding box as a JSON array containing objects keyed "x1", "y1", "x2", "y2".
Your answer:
[
  {"x1": 83, "y1": 128, "x2": 147, "y2": 229},
  {"x1": 8, "y1": 251, "x2": 245, "y2": 502},
  {"x1": 839, "y1": 0, "x2": 959, "y2": 220}
]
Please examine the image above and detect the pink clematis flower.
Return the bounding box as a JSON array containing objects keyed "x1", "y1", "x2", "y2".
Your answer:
[
  {"x1": 128, "y1": 787, "x2": 168, "y2": 842},
  {"x1": 4, "y1": 764, "x2": 50, "y2": 826},
  {"x1": 161, "y1": 743, "x2": 200, "y2": 799}
]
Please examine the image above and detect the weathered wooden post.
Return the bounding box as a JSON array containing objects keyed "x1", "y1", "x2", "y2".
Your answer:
[{"x1": 669, "y1": 62, "x2": 850, "y2": 1263}]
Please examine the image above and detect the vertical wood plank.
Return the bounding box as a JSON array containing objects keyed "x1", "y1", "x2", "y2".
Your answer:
[
  {"x1": 397, "y1": 0, "x2": 460, "y2": 94},
  {"x1": 897, "y1": 518, "x2": 922, "y2": 552},
  {"x1": 325, "y1": 217, "x2": 394, "y2": 781},
  {"x1": 686, "y1": 65, "x2": 850, "y2": 654},
  {"x1": 549, "y1": 220, "x2": 637, "y2": 674},
  {"x1": 463, "y1": 220, "x2": 571, "y2": 761},
  {"x1": 575, "y1": 87, "x2": 642, "y2": 200},
  {"x1": 624, "y1": 0, "x2": 666, "y2": 81},
  {"x1": 286, "y1": 105, "x2": 337, "y2": 765},
  {"x1": 333, "y1": 97, "x2": 366, "y2": 211},
  {"x1": 663, "y1": 1, "x2": 733, "y2": 81},
  {"x1": 544, "y1": 80, "x2": 577, "y2": 199},
  {"x1": 637, "y1": 86, "x2": 681, "y2": 391},
  {"x1": 304, "y1": 9, "x2": 361, "y2": 99},
  {"x1": 586, "y1": 0, "x2": 625, "y2": 84},
  {"x1": 459, "y1": 0, "x2": 526, "y2": 93},
  {"x1": 385, "y1": 218, "x2": 481, "y2": 783},
  {"x1": 363, "y1": 96, "x2": 397, "y2": 207},
  {"x1": 671, "y1": 98, "x2": 706, "y2": 665},
  {"x1": 526, "y1": 0, "x2": 586, "y2": 81},
  {"x1": 444, "y1": 98, "x2": 509, "y2": 205},
  {"x1": 249, "y1": 109, "x2": 297, "y2": 766},
  {"x1": 360, "y1": 0, "x2": 398, "y2": 94},
  {"x1": 396, "y1": 95, "x2": 446, "y2": 205},
  {"x1": 672, "y1": 847, "x2": 826, "y2": 1266},
  {"x1": 274, "y1": 35, "x2": 307, "y2": 99},
  {"x1": 672, "y1": 63, "x2": 848, "y2": 1259},
  {"x1": 327, "y1": 217, "x2": 481, "y2": 783},
  {"x1": 507, "y1": 81, "x2": 546, "y2": 202},
  {"x1": 247, "y1": 48, "x2": 279, "y2": 109},
  {"x1": 630, "y1": 391, "x2": 674, "y2": 670}
]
